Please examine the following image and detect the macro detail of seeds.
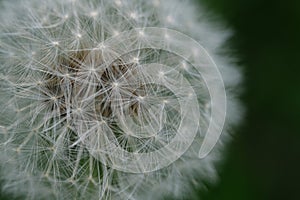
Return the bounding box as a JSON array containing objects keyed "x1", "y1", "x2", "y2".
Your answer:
[{"x1": 0, "y1": 0, "x2": 242, "y2": 199}]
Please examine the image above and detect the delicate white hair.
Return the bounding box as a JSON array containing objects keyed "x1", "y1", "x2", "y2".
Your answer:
[{"x1": 0, "y1": 0, "x2": 243, "y2": 199}]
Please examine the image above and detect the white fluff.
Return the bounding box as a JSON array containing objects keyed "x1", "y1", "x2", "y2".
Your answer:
[{"x1": 0, "y1": 0, "x2": 242, "y2": 199}]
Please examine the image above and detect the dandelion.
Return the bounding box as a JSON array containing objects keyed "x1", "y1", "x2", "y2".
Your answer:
[{"x1": 0, "y1": 0, "x2": 242, "y2": 199}]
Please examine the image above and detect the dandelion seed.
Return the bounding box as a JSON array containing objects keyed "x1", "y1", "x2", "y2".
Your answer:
[
  {"x1": 90, "y1": 11, "x2": 98, "y2": 17},
  {"x1": 166, "y1": 15, "x2": 174, "y2": 24},
  {"x1": 130, "y1": 12, "x2": 137, "y2": 19},
  {"x1": 153, "y1": 0, "x2": 160, "y2": 7},
  {"x1": 138, "y1": 30, "x2": 145, "y2": 37},
  {"x1": 76, "y1": 33, "x2": 82, "y2": 38},
  {"x1": 164, "y1": 33, "x2": 170, "y2": 39},
  {"x1": 113, "y1": 30, "x2": 120, "y2": 36},
  {"x1": 51, "y1": 41, "x2": 59, "y2": 46},
  {"x1": 98, "y1": 43, "x2": 106, "y2": 50},
  {"x1": 115, "y1": 0, "x2": 122, "y2": 7},
  {"x1": 132, "y1": 57, "x2": 139, "y2": 64}
]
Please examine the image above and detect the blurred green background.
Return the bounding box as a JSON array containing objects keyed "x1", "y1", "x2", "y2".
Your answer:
[
  {"x1": 1, "y1": 0, "x2": 299, "y2": 199},
  {"x1": 197, "y1": 0, "x2": 300, "y2": 200}
]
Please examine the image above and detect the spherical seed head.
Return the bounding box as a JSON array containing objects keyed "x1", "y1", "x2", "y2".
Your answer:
[{"x1": 0, "y1": 0, "x2": 242, "y2": 200}]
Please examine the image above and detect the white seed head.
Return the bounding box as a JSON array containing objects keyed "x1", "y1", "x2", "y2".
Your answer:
[{"x1": 0, "y1": 0, "x2": 242, "y2": 200}]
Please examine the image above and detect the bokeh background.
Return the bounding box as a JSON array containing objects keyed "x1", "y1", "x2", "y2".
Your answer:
[
  {"x1": 1, "y1": 0, "x2": 299, "y2": 199},
  {"x1": 197, "y1": 0, "x2": 300, "y2": 200}
]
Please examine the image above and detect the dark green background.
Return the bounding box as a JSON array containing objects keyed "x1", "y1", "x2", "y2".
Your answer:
[
  {"x1": 197, "y1": 0, "x2": 300, "y2": 200},
  {"x1": 1, "y1": 0, "x2": 300, "y2": 199}
]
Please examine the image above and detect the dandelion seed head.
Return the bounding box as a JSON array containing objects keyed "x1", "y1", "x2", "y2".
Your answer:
[{"x1": 0, "y1": 0, "x2": 242, "y2": 199}]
